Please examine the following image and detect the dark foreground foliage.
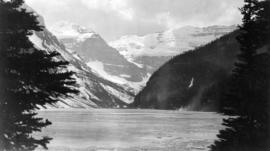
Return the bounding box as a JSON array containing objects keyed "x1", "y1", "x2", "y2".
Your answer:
[
  {"x1": 210, "y1": 0, "x2": 270, "y2": 150},
  {"x1": 0, "y1": 0, "x2": 78, "y2": 150}
]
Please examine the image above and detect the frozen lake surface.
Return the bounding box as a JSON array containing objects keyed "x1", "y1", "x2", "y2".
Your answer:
[{"x1": 36, "y1": 109, "x2": 224, "y2": 151}]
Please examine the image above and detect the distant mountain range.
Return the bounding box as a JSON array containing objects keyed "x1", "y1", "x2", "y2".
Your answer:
[
  {"x1": 26, "y1": 5, "x2": 238, "y2": 109},
  {"x1": 50, "y1": 21, "x2": 237, "y2": 91},
  {"x1": 109, "y1": 25, "x2": 237, "y2": 73}
]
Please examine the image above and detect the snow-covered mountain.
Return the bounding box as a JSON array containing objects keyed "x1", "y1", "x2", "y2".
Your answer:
[
  {"x1": 109, "y1": 25, "x2": 237, "y2": 72},
  {"x1": 27, "y1": 9, "x2": 135, "y2": 108},
  {"x1": 25, "y1": 4, "x2": 237, "y2": 109},
  {"x1": 49, "y1": 22, "x2": 236, "y2": 95},
  {"x1": 50, "y1": 21, "x2": 149, "y2": 93}
]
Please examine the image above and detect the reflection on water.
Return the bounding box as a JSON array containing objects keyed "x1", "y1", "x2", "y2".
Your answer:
[{"x1": 35, "y1": 109, "x2": 223, "y2": 151}]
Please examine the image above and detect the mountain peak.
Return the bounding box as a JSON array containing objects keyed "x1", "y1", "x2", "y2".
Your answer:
[
  {"x1": 49, "y1": 21, "x2": 96, "y2": 40},
  {"x1": 109, "y1": 25, "x2": 237, "y2": 58}
]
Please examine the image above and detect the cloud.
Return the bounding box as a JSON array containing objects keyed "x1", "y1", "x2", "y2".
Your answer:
[
  {"x1": 26, "y1": 0, "x2": 70, "y2": 13},
  {"x1": 81, "y1": 0, "x2": 134, "y2": 20},
  {"x1": 25, "y1": 0, "x2": 243, "y2": 41},
  {"x1": 156, "y1": 12, "x2": 178, "y2": 29},
  {"x1": 129, "y1": 0, "x2": 243, "y2": 27}
]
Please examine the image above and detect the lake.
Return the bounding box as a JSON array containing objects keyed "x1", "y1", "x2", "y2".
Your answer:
[{"x1": 35, "y1": 109, "x2": 224, "y2": 151}]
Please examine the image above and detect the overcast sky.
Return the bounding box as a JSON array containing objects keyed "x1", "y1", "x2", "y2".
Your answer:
[{"x1": 25, "y1": 0, "x2": 244, "y2": 41}]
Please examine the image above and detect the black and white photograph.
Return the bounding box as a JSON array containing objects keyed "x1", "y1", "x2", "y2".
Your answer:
[{"x1": 0, "y1": 0, "x2": 269, "y2": 150}]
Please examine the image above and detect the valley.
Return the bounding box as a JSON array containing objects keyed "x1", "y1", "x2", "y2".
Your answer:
[{"x1": 42, "y1": 20, "x2": 237, "y2": 109}]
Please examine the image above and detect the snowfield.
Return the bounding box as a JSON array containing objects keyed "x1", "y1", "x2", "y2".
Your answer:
[
  {"x1": 109, "y1": 25, "x2": 237, "y2": 58},
  {"x1": 35, "y1": 109, "x2": 224, "y2": 151}
]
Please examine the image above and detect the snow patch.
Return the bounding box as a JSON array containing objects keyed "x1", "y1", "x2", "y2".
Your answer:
[
  {"x1": 100, "y1": 83, "x2": 133, "y2": 104},
  {"x1": 66, "y1": 48, "x2": 74, "y2": 53},
  {"x1": 49, "y1": 21, "x2": 95, "y2": 40},
  {"x1": 120, "y1": 74, "x2": 131, "y2": 78},
  {"x1": 28, "y1": 33, "x2": 46, "y2": 50},
  {"x1": 188, "y1": 77, "x2": 194, "y2": 88},
  {"x1": 77, "y1": 33, "x2": 95, "y2": 42},
  {"x1": 87, "y1": 60, "x2": 150, "y2": 93},
  {"x1": 72, "y1": 53, "x2": 82, "y2": 61},
  {"x1": 87, "y1": 60, "x2": 126, "y2": 85}
]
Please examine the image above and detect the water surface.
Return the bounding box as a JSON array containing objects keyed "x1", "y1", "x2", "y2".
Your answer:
[{"x1": 36, "y1": 109, "x2": 223, "y2": 151}]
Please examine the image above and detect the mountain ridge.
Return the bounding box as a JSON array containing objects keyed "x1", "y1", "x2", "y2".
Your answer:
[
  {"x1": 50, "y1": 21, "x2": 150, "y2": 93},
  {"x1": 26, "y1": 7, "x2": 135, "y2": 109},
  {"x1": 109, "y1": 25, "x2": 237, "y2": 74}
]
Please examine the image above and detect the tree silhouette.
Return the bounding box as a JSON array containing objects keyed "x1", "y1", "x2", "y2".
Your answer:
[
  {"x1": 210, "y1": 0, "x2": 270, "y2": 150},
  {"x1": 0, "y1": 0, "x2": 78, "y2": 150}
]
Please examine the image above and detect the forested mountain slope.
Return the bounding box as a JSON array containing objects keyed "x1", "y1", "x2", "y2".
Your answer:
[{"x1": 132, "y1": 31, "x2": 241, "y2": 111}]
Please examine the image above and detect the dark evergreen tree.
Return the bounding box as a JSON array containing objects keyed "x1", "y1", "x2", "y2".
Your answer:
[
  {"x1": 0, "y1": 0, "x2": 78, "y2": 150},
  {"x1": 210, "y1": 0, "x2": 270, "y2": 150}
]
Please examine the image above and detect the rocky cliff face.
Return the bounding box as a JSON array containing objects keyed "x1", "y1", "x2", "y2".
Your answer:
[
  {"x1": 27, "y1": 12, "x2": 135, "y2": 109},
  {"x1": 50, "y1": 22, "x2": 149, "y2": 93}
]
